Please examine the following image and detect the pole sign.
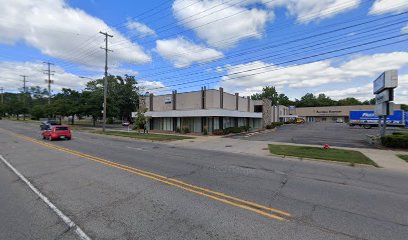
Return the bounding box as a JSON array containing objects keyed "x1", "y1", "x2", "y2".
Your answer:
[
  {"x1": 375, "y1": 89, "x2": 394, "y2": 104},
  {"x1": 375, "y1": 102, "x2": 394, "y2": 116},
  {"x1": 373, "y1": 70, "x2": 398, "y2": 94}
]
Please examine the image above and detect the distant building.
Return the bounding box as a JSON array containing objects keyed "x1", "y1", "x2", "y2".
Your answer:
[
  {"x1": 140, "y1": 88, "x2": 289, "y2": 133},
  {"x1": 294, "y1": 105, "x2": 401, "y2": 123}
]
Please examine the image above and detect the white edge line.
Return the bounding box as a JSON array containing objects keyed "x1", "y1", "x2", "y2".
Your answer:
[{"x1": 0, "y1": 155, "x2": 91, "y2": 240}]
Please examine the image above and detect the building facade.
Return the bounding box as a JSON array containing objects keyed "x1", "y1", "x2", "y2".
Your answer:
[
  {"x1": 294, "y1": 105, "x2": 401, "y2": 123},
  {"x1": 141, "y1": 88, "x2": 264, "y2": 133}
]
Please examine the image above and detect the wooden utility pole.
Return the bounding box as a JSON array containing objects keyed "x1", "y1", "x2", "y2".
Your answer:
[
  {"x1": 99, "y1": 31, "x2": 113, "y2": 132},
  {"x1": 43, "y1": 62, "x2": 55, "y2": 104},
  {"x1": 20, "y1": 75, "x2": 28, "y2": 120},
  {"x1": 0, "y1": 87, "x2": 4, "y2": 104}
]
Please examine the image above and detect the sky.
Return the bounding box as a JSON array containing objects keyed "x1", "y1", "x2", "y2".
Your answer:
[{"x1": 0, "y1": 0, "x2": 407, "y2": 103}]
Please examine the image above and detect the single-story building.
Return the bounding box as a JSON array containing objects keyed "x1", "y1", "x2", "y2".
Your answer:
[
  {"x1": 140, "y1": 88, "x2": 287, "y2": 133},
  {"x1": 294, "y1": 105, "x2": 401, "y2": 123}
]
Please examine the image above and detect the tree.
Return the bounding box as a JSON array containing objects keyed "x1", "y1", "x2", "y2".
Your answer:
[
  {"x1": 401, "y1": 104, "x2": 408, "y2": 112},
  {"x1": 295, "y1": 93, "x2": 318, "y2": 107},
  {"x1": 337, "y1": 97, "x2": 362, "y2": 106},
  {"x1": 251, "y1": 86, "x2": 280, "y2": 105}
]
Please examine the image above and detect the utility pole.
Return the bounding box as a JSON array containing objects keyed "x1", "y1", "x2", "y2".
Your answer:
[
  {"x1": 43, "y1": 62, "x2": 55, "y2": 104},
  {"x1": 20, "y1": 75, "x2": 28, "y2": 120},
  {"x1": 0, "y1": 87, "x2": 4, "y2": 104},
  {"x1": 99, "y1": 31, "x2": 113, "y2": 132}
]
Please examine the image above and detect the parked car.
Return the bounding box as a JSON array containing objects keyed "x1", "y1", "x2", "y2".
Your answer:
[
  {"x1": 336, "y1": 118, "x2": 344, "y2": 123},
  {"x1": 42, "y1": 125, "x2": 72, "y2": 141},
  {"x1": 40, "y1": 119, "x2": 60, "y2": 130},
  {"x1": 122, "y1": 121, "x2": 130, "y2": 127},
  {"x1": 295, "y1": 118, "x2": 305, "y2": 124}
]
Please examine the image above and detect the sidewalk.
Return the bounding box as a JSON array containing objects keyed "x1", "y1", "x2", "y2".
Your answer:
[{"x1": 166, "y1": 135, "x2": 408, "y2": 173}]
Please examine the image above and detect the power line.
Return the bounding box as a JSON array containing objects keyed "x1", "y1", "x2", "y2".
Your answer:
[
  {"x1": 134, "y1": 14, "x2": 408, "y2": 83},
  {"x1": 144, "y1": 34, "x2": 407, "y2": 91},
  {"x1": 99, "y1": 31, "x2": 113, "y2": 132}
]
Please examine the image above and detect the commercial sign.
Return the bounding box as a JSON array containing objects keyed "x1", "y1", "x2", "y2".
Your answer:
[
  {"x1": 375, "y1": 89, "x2": 393, "y2": 104},
  {"x1": 164, "y1": 96, "x2": 172, "y2": 104},
  {"x1": 375, "y1": 102, "x2": 394, "y2": 116},
  {"x1": 373, "y1": 70, "x2": 398, "y2": 94}
]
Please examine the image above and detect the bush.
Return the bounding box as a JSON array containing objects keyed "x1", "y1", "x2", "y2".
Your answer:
[
  {"x1": 176, "y1": 127, "x2": 181, "y2": 133},
  {"x1": 381, "y1": 134, "x2": 408, "y2": 148},
  {"x1": 223, "y1": 127, "x2": 242, "y2": 134},
  {"x1": 272, "y1": 122, "x2": 284, "y2": 128},
  {"x1": 203, "y1": 128, "x2": 208, "y2": 135},
  {"x1": 265, "y1": 124, "x2": 273, "y2": 129},
  {"x1": 239, "y1": 125, "x2": 251, "y2": 132},
  {"x1": 182, "y1": 127, "x2": 190, "y2": 134},
  {"x1": 212, "y1": 129, "x2": 224, "y2": 135}
]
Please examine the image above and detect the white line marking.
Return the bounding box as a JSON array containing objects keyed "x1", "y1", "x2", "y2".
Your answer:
[{"x1": 0, "y1": 155, "x2": 91, "y2": 240}]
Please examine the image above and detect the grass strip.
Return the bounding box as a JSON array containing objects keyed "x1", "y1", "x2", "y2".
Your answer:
[
  {"x1": 397, "y1": 155, "x2": 408, "y2": 162},
  {"x1": 94, "y1": 130, "x2": 194, "y2": 141},
  {"x1": 268, "y1": 144, "x2": 377, "y2": 167}
]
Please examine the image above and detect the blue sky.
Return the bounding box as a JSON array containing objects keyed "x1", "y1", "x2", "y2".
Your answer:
[{"x1": 0, "y1": 0, "x2": 407, "y2": 103}]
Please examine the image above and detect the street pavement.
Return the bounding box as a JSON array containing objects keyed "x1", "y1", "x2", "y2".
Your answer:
[
  {"x1": 228, "y1": 122, "x2": 403, "y2": 148},
  {"x1": 0, "y1": 120, "x2": 408, "y2": 239},
  {"x1": 0, "y1": 151, "x2": 78, "y2": 239}
]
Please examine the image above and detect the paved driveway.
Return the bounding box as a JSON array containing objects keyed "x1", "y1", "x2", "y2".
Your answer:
[{"x1": 229, "y1": 122, "x2": 402, "y2": 148}]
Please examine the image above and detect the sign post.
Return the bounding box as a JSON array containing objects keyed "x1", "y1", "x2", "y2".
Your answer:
[{"x1": 373, "y1": 70, "x2": 398, "y2": 137}]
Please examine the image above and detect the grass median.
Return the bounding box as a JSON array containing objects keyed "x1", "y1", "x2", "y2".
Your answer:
[
  {"x1": 397, "y1": 155, "x2": 408, "y2": 162},
  {"x1": 93, "y1": 130, "x2": 195, "y2": 141},
  {"x1": 268, "y1": 144, "x2": 377, "y2": 167}
]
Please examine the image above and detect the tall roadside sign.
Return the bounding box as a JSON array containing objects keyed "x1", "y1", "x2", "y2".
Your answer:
[{"x1": 373, "y1": 70, "x2": 398, "y2": 137}]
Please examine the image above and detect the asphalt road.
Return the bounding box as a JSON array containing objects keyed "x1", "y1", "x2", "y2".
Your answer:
[
  {"x1": 228, "y1": 122, "x2": 402, "y2": 148},
  {"x1": 0, "y1": 120, "x2": 408, "y2": 240}
]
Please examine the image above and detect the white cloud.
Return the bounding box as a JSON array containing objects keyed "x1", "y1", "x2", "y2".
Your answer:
[
  {"x1": 402, "y1": 24, "x2": 408, "y2": 33},
  {"x1": 172, "y1": 0, "x2": 361, "y2": 48},
  {"x1": 0, "y1": 61, "x2": 164, "y2": 94},
  {"x1": 0, "y1": 61, "x2": 89, "y2": 92},
  {"x1": 321, "y1": 74, "x2": 408, "y2": 104},
  {"x1": 369, "y1": 0, "x2": 408, "y2": 15},
  {"x1": 266, "y1": 0, "x2": 361, "y2": 23},
  {"x1": 0, "y1": 0, "x2": 151, "y2": 67},
  {"x1": 155, "y1": 37, "x2": 223, "y2": 68},
  {"x1": 220, "y1": 52, "x2": 408, "y2": 95},
  {"x1": 319, "y1": 84, "x2": 372, "y2": 101},
  {"x1": 172, "y1": 0, "x2": 272, "y2": 48},
  {"x1": 126, "y1": 20, "x2": 156, "y2": 37}
]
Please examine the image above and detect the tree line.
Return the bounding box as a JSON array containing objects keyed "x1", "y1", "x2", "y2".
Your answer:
[
  {"x1": 0, "y1": 75, "x2": 140, "y2": 125},
  {"x1": 251, "y1": 86, "x2": 377, "y2": 107}
]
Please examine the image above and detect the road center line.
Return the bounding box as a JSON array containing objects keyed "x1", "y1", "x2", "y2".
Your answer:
[{"x1": 1, "y1": 129, "x2": 291, "y2": 221}]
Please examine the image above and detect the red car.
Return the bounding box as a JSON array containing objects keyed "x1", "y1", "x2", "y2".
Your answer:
[{"x1": 42, "y1": 125, "x2": 72, "y2": 141}]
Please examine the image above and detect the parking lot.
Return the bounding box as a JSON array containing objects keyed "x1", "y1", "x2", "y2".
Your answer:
[{"x1": 229, "y1": 122, "x2": 405, "y2": 148}]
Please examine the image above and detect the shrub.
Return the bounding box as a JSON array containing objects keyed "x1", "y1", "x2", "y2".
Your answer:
[
  {"x1": 222, "y1": 127, "x2": 242, "y2": 134},
  {"x1": 272, "y1": 122, "x2": 284, "y2": 128},
  {"x1": 239, "y1": 126, "x2": 251, "y2": 132},
  {"x1": 176, "y1": 127, "x2": 181, "y2": 133},
  {"x1": 212, "y1": 129, "x2": 224, "y2": 135},
  {"x1": 182, "y1": 127, "x2": 190, "y2": 134},
  {"x1": 381, "y1": 134, "x2": 408, "y2": 148},
  {"x1": 265, "y1": 124, "x2": 273, "y2": 129},
  {"x1": 203, "y1": 128, "x2": 208, "y2": 135}
]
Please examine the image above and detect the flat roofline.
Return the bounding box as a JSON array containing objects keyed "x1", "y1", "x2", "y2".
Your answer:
[{"x1": 145, "y1": 109, "x2": 262, "y2": 118}]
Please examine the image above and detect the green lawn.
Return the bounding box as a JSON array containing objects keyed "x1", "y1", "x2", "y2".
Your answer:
[
  {"x1": 94, "y1": 130, "x2": 195, "y2": 141},
  {"x1": 268, "y1": 144, "x2": 377, "y2": 167},
  {"x1": 397, "y1": 155, "x2": 408, "y2": 162}
]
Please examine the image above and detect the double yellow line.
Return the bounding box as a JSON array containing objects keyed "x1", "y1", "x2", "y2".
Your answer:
[{"x1": 2, "y1": 129, "x2": 291, "y2": 221}]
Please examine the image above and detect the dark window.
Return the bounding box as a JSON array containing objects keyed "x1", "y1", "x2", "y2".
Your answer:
[
  {"x1": 254, "y1": 105, "x2": 263, "y2": 112},
  {"x1": 55, "y1": 127, "x2": 69, "y2": 131}
]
